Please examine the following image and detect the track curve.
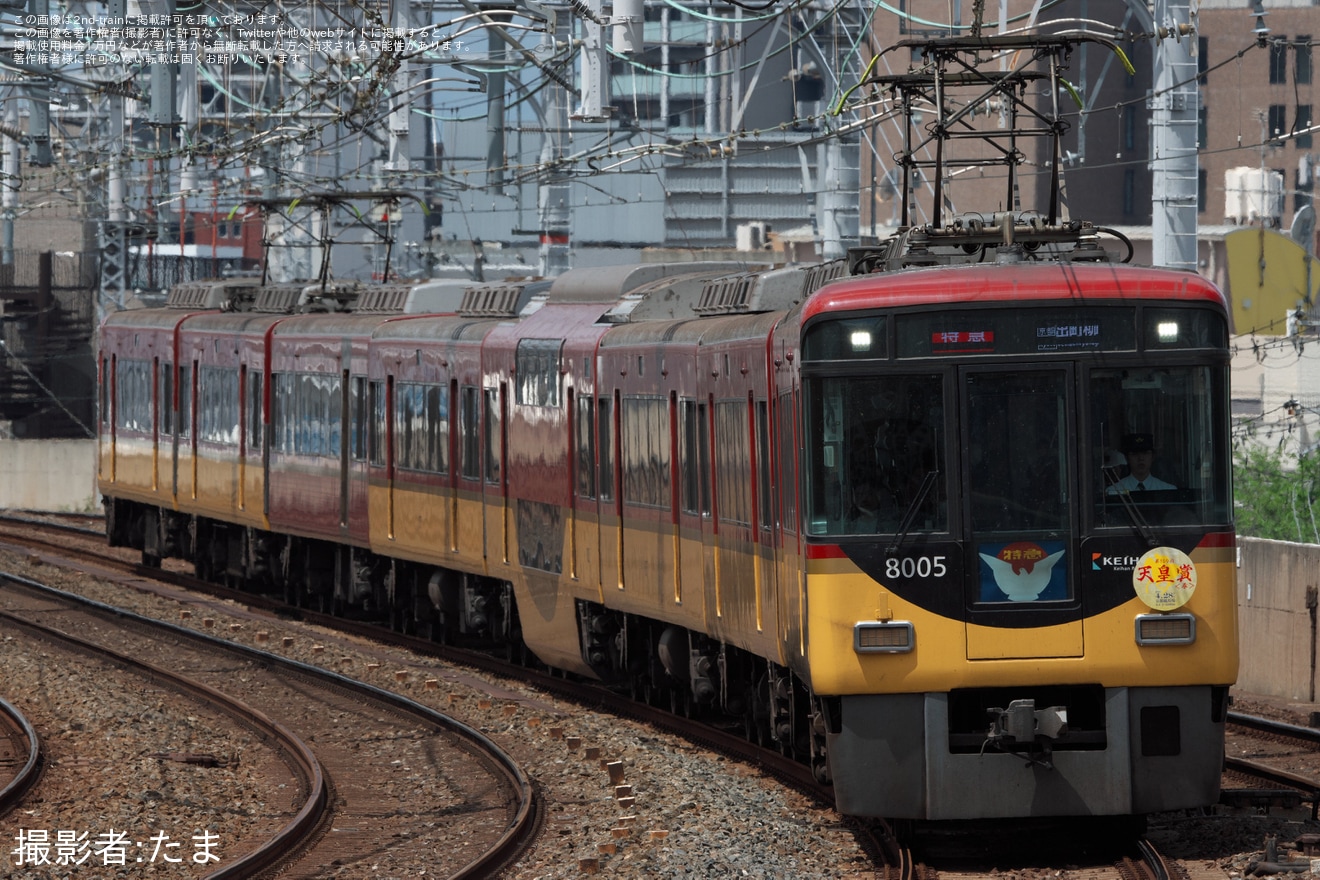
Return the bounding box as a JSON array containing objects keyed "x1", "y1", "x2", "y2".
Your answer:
[{"x1": 0, "y1": 568, "x2": 540, "y2": 878}]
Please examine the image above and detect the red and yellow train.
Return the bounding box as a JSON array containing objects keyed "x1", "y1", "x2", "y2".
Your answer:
[{"x1": 99, "y1": 224, "x2": 1237, "y2": 820}]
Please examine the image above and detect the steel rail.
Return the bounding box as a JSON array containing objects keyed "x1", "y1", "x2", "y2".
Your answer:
[
  {"x1": 0, "y1": 578, "x2": 328, "y2": 880},
  {"x1": 0, "y1": 568, "x2": 540, "y2": 879},
  {"x1": 0, "y1": 694, "x2": 41, "y2": 816}
]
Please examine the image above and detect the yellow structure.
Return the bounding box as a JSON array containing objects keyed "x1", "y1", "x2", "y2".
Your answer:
[{"x1": 1225, "y1": 228, "x2": 1318, "y2": 335}]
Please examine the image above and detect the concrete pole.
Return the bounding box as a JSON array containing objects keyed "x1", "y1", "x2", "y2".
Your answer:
[
  {"x1": 538, "y1": 7, "x2": 572, "y2": 276},
  {"x1": 1149, "y1": 1, "x2": 1199, "y2": 270}
]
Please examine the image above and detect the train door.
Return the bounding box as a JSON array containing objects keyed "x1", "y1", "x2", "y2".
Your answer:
[
  {"x1": 187, "y1": 356, "x2": 199, "y2": 499},
  {"x1": 160, "y1": 361, "x2": 178, "y2": 500},
  {"x1": 961, "y1": 366, "x2": 1082, "y2": 659},
  {"x1": 711, "y1": 394, "x2": 758, "y2": 639},
  {"x1": 753, "y1": 398, "x2": 777, "y2": 640}
]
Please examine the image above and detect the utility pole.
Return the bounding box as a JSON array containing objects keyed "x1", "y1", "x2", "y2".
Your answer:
[
  {"x1": 539, "y1": 9, "x2": 572, "y2": 276},
  {"x1": 1148, "y1": 0, "x2": 1199, "y2": 270},
  {"x1": 97, "y1": 0, "x2": 128, "y2": 317}
]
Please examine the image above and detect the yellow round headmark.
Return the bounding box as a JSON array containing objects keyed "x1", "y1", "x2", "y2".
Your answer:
[{"x1": 1132, "y1": 546, "x2": 1197, "y2": 610}]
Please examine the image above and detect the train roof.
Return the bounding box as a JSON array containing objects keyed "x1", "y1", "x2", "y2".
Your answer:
[
  {"x1": 803, "y1": 262, "x2": 1227, "y2": 322},
  {"x1": 546, "y1": 262, "x2": 767, "y2": 304},
  {"x1": 270, "y1": 313, "x2": 400, "y2": 337},
  {"x1": 102, "y1": 308, "x2": 208, "y2": 331},
  {"x1": 177, "y1": 311, "x2": 290, "y2": 334},
  {"x1": 369, "y1": 315, "x2": 503, "y2": 344}
]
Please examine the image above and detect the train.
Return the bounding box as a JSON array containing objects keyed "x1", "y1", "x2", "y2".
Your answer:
[{"x1": 97, "y1": 216, "x2": 1238, "y2": 821}]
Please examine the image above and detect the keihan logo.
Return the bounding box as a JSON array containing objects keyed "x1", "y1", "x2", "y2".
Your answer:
[{"x1": 1092, "y1": 553, "x2": 1142, "y2": 571}]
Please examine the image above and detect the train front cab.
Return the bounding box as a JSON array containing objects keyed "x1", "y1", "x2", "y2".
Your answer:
[{"x1": 797, "y1": 266, "x2": 1238, "y2": 820}]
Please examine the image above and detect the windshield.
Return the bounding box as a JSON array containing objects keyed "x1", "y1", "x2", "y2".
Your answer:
[
  {"x1": 805, "y1": 374, "x2": 947, "y2": 536},
  {"x1": 1089, "y1": 365, "x2": 1231, "y2": 529}
]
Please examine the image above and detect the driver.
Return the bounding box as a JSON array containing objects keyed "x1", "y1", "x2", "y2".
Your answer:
[{"x1": 1107, "y1": 433, "x2": 1176, "y2": 493}]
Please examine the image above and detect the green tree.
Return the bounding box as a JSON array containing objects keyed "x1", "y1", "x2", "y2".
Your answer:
[{"x1": 1234, "y1": 442, "x2": 1320, "y2": 543}]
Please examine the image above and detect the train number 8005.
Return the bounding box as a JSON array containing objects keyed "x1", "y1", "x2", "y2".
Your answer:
[{"x1": 884, "y1": 556, "x2": 948, "y2": 580}]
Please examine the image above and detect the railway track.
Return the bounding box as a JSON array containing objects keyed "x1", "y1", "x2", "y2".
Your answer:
[
  {"x1": 885, "y1": 820, "x2": 1178, "y2": 880},
  {"x1": 0, "y1": 693, "x2": 41, "y2": 819},
  {"x1": 1224, "y1": 711, "x2": 1320, "y2": 814},
  {"x1": 0, "y1": 567, "x2": 539, "y2": 879}
]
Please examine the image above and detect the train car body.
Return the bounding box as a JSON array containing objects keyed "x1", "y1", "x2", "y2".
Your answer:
[{"x1": 99, "y1": 241, "x2": 1236, "y2": 822}]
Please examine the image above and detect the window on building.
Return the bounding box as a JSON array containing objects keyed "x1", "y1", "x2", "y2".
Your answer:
[
  {"x1": 1198, "y1": 37, "x2": 1209, "y2": 84},
  {"x1": 1198, "y1": 105, "x2": 1208, "y2": 150},
  {"x1": 1269, "y1": 104, "x2": 1288, "y2": 139},
  {"x1": 1270, "y1": 38, "x2": 1288, "y2": 84},
  {"x1": 1122, "y1": 169, "x2": 1136, "y2": 216},
  {"x1": 1297, "y1": 104, "x2": 1313, "y2": 149},
  {"x1": 1298, "y1": 37, "x2": 1313, "y2": 85},
  {"x1": 1198, "y1": 168, "x2": 1208, "y2": 214},
  {"x1": 1123, "y1": 105, "x2": 1137, "y2": 151}
]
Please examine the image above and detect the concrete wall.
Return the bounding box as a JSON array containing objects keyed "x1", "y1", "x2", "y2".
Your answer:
[
  {"x1": 0, "y1": 439, "x2": 98, "y2": 512},
  {"x1": 1237, "y1": 537, "x2": 1320, "y2": 700}
]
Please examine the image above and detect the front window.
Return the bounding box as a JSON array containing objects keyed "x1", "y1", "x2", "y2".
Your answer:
[
  {"x1": 806, "y1": 374, "x2": 946, "y2": 536},
  {"x1": 966, "y1": 369, "x2": 1072, "y2": 604},
  {"x1": 1090, "y1": 365, "x2": 1230, "y2": 529}
]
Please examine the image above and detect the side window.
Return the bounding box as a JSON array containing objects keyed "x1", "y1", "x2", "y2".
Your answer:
[
  {"x1": 756, "y1": 400, "x2": 773, "y2": 529},
  {"x1": 598, "y1": 396, "x2": 615, "y2": 502},
  {"x1": 576, "y1": 394, "x2": 596, "y2": 499},
  {"x1": 198, "y1": 366, "x2": 239, "y2": 445},
  {"x1": 101, "y1": 356, "x2": 111, "y2": 427},
  {"x1": 350, "y1": 376, "x2": 367, "y2": 462},
  {"x1": 622, "y1": 396, "x2": 670, "y2": 507},
  {"x1": 715, "y1": 400, "x2": 751, "y2": 525},
  {"x1": 114, "y1": 358, "x2": 151, "y2": 434},
  {"x1": 515, "y1": 338, "x2": 563, "y2": 407},
  {"x1": 369, "y1": 380, "x2": 387, "y2": 466},
  {"x1": 178, "y1": 364, "x2": 192, "y2": 440},
  {"x1": 394, "y1": 382, "x2": 449, "y2": 473},
  {"x1": 158, "y1": 363, "x2": 174, "y2": 435},
  {"x1": 484, "y1": 387, "x2": 502, "y2": 484},
  {"x1": 680, "y1": 399, "x2": 712, "y2": 516},
  {"x1": 246, "y1": 370, "x2": 262, "y2": 452},
  {"x1": 461, "y1": 385, "x2": 481, "y2": 480}
]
